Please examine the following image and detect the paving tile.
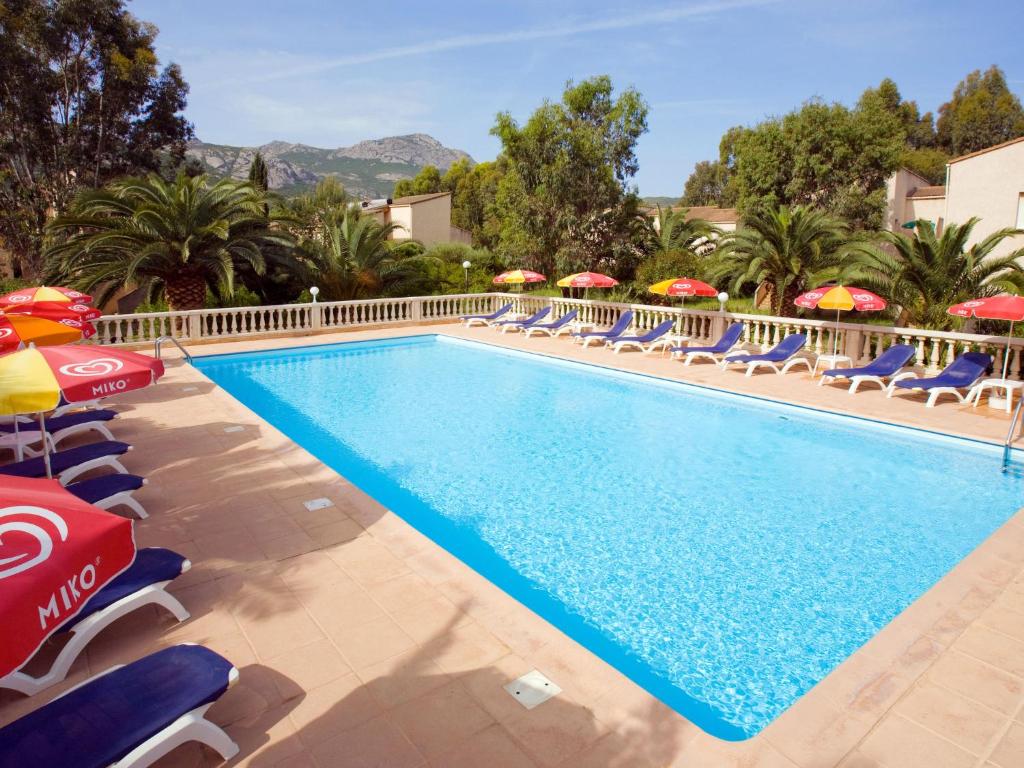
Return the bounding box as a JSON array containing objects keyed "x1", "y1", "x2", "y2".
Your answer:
[
  {"x1": 390, "y1": 681, "x2": 496, "y2": 760},
  {"x1": 429, "y1": 621, "x2": 510, "y2": 675},
  {"x1": 989, "y1": 721, "x2": 1024, "y2": 768},
  {"x1": 329, "y1": 616, "x2": 417, "y2": 670},
  {"x1": 358, "y1": 644, "x2": 452, "y2": 709},
  {"x1": 954, "y1": 625, "x2": 1024, "y2": 678},
  {"x1": 432, "y1": 724, "x2": 538, "y2": 768},
  {"x1": 858, "y1": 714, "x2": 977, "y2": 768},
  {"x1": 289, "y1": 673, "x2": 383, "y2": 747},
  {"x1": 266, "y1": 638, "x2": 352, "y2": 695},
  {"x1": 503, "y1": 696, "x2": 607, "y2": 767},
  {"x1": 925, "y1": 649, "x2": 1024, "y2": 715},
  {"x1": 309, "y1": 713, "x2": 425, "y2": 768},
  {"x1": 892, "y1": 681, "x2": 1007, "y2": 755}
]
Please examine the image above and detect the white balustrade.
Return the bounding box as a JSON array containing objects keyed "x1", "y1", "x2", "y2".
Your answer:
[{"x1": 90, "y1": 292, "x2": 1024, "y2": 380}]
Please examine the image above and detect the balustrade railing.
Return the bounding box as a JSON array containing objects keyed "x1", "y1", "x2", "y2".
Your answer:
[{"x1": 92, "y1": 292, "x2": 1024, "y2": 381}]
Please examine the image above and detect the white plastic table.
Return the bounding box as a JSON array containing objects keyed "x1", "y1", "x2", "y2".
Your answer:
[
  {"x1": 649, "y1": 333, "x2": 690, "y2": 357},
  {"x1": 967, "y1": 378, "x2": 1024, "y2": 413},
  {"x1": 812, "y1": 353, "x2": 854, "y2": 377}
]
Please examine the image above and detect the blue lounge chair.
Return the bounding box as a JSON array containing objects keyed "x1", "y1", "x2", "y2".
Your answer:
[
  {"x1": 575, "y1": 310, "x2": 635, "y2": 348},
  {"x1": 495, "y1": 306, "x2": 552, "y2": 333},
  {"x1": 722, "y1": 333, "x2": 811, "y2": 377},
  {"x1": 67, "y1": 473, "x2": 149, "y2": 519},
  {"x1": 1, "y1": 408, "x2": 117, "y2": 448},
  {"x1": 0, "y1": 548, "x2": 191, "y2": 696},
  {"x1": 523, "y1": 310, "x2": 579, "y2": 338},
  {"x1": 0, "y1": 440, "x2": 131, "y2": 484},
  {"x1": 0, "y1": 644, "x2": 239, "y2": 766},
  {"x1": 461, "y1": 303, "x2": 513, "y2": 327},
  {"x1": 888, "y1": 351, "x2": 992, "y2": 407},
  {"x1": 819, "y1": 344, "x2": 916, "y2": 394},
  {"x1": 673, "y1": 322, "x2": 744, "y2": 365},
  {"x1": 608, "y1": 320, "x2": 677, "y2": 354}
]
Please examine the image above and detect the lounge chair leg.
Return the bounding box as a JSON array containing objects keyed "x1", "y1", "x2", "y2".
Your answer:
[
  {"x1": 0, "y1": 579, "x2": 191, "y2": 696},
  {"x1": 96, "y1": 491, "x2": 149, "y2": 519},
  {"x1": 116, "y1": 704, "x2": 239, "y2": 767}
]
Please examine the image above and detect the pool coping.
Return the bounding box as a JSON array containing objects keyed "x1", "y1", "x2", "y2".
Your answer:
[{"x1": 66, "y1": 323, "x2": 1024, "y2": 766}]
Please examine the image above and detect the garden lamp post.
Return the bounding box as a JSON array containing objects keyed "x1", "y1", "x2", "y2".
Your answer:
[
  {"x1": 310, "y1": 286, "x2": 319, "y2": 304},
  {"x1": 718, "y1": 291, "x2": 729, "y2": 312},
  {"x1": 462, "y1": 260, "x2": 471, "y2": 292}
]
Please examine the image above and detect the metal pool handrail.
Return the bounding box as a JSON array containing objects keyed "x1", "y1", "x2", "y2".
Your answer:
[
  {"x1": 1003, "y1": 395, "x2": 1024, "y2": 471},
  {"x1": 154, "y1": 336, "x2": 193, "y2": 364}
]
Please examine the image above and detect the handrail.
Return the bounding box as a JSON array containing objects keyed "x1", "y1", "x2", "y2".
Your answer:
[
  {"x1": 1003, "y1": 394, "x2": 1024, "y2": 471},
  {"x1": 154, "y1": 335, "x2": 193, "y2": 363}
]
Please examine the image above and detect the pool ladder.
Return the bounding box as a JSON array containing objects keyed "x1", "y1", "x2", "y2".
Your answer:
[
  {"x1": 1002, "y1": 395, "x2": 1024, "y2": 473},
  {"x1": 154, "y1": 336, "x2": 193, "y2": 364}
]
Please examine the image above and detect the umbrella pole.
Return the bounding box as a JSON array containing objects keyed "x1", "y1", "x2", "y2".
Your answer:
[
  {"x1": 1003, "y1": 320, "x2": 1014, "y2": 381},
  {"x1": 13, "y1": 417, "x2": 22, "y2": 462},
  {"x1": 833, "y1": 307, "x2": 841, "y2": 359},
  {"x1": 38, "y1": 412, "x2": 52, "y2": 479},
  {"x1": 679, "y1": 296, "x2": 685, "y2": 334}
]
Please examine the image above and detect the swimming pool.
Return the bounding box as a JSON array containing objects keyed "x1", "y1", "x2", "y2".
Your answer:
[{"x1": 195, "y1": 334, "x2": 1024, "y2": 739}]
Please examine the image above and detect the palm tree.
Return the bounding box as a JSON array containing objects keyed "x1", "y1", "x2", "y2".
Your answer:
[
  {"x1": 647, "y1": 206, "x2": 719, "y2": 258},
  {"x1": 712, "y1": 205, "x2": 848, "y2": 316},
  {"x1": 45, "y1": 173, "x2": 286, "y2": 310},
  {"x1": 298, "y1": 211, "x2": 439, "y2": 300},
  {"x1": 843, "y1": 219, "x2": 1024, "y2": 329}
]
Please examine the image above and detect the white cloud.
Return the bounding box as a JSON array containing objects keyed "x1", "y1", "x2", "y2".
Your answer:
[{"x1": 212, "y1": 0, "x2": 782, "y2": 86}]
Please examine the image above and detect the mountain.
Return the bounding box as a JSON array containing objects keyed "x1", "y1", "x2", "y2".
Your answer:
[{"x1": 185, "y1": 133, "x2": 473, "y2": 198}]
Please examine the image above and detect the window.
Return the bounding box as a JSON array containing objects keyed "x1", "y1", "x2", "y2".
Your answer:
[{"x1": 1017, "y1": 193, "x2": 1024, "y2": 229}]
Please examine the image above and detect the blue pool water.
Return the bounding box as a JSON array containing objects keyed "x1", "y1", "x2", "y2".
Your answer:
[{"x1": 195, "y1": 335, "x2": 1023, "y2": 739}]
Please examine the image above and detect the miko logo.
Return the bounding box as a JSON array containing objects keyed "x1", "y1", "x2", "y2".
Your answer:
[
  {"x1": 58, "y1": 358, "x2": 124, "y2": 377},
  {"x1": 6, "y1": 295, "x2": 30, "y2": 303},
  {"x1": 0, "y1": 328, "x2": 12, "y2": 340},
  {"x1": 69, "y1": 304, "x2": 90, "y2": 313},
  {"x1": 0, "y1": 506, "x2": 68, "y2": 580}
]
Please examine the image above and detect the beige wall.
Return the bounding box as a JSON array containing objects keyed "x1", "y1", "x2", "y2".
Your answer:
[
  {"x1": 405, "y1": 194, "x2": 452, "y2": 247},
  {"x1": 387, "y1": 206, "x2": 414, "y2": 240},
  {"x1": 946, "y1": 140, "x2": 1024, "y2": 257},
  {"x1": 905, "y1": 196, "x2": 945, "y2": 229},
  {"x1": 884, "y1": 168, "x2": 932, "y2": 231}
]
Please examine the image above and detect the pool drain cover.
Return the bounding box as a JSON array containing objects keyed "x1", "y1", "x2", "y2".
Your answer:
[
  {"x1": 303, "y1": 498, "x2": 334, "y2": 512},
  {"x1": 504, "y1": 670, "x2": 561, "y2": 709}
]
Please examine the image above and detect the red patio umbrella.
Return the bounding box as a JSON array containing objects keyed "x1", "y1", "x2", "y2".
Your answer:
[
  {"x1": 3, "y1": 301, "x2": 102, "y2": 323},
  {"x1": 0, "y1": 477, "x2": 135, "y2": 678},
  {"x1": 557, "y1": 271, "x2": 619, "y2": 289},
  {"x1": 948, "y1": 295, "x2": 1024, "y2": 381},
  {"x1": 0, "y1": 286, "x2": 92, "y2": 307}
]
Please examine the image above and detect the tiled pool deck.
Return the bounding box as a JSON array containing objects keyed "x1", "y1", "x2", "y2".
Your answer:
[{"x1": 3, "y1": 323, "x2": 1024, "y2": 767}]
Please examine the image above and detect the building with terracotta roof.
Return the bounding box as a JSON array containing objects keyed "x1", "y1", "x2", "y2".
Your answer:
[{"x1": 359, "y1": 192, "x2": 472, "y2": 247}]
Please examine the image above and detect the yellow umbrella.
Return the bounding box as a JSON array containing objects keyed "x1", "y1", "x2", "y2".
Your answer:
[{"x1": 795, "y1": 285, "x2": 887, "y2": 359}]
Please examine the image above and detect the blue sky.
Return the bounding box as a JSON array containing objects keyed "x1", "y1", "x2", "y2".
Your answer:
[{"x1": 135, "y1": 0, "x2": 1024, "y2": 196}]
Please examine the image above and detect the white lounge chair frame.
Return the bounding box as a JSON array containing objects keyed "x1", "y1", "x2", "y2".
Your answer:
[
  {"x1": 57, "y1": 447, "x2": 132, "y2": 485},
  {"x1": 819, "y1": 369, "x2": 909, "y2": 394},
  {"x1": 0, "y1": 560, "x2": 191, "y2": 696},
  {"x1": 42, "y1": 643, "x2": 239, "y2": 766},
  {"x1": 608, "y1": 336, "x2": 673, "y2": 355},
  {"x1": 89, "y1": 477, "x2": 150, "y2": 519},
  {"x1": 462, "y1": 316, "x2": 504, "y2": 328},
  {"x1": 885, "y1": 372, "x2": 983, "y2": 408},
  {"x1": 676, "y1": 348, "x2": 734, "y2": 366},
  {"x1": 720, "y1": 355, "x2": 814, "y2": 377},
  {"x1": 522, "y1": 324, "x2": 575, "y2": 338}
]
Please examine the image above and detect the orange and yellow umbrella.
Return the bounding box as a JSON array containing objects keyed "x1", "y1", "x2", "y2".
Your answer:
[
  {"x1": 0, "y1": 286, "x2": 92, "y2": 307},
  {"x1": 492, "y1": 270, "x2": 546, "y2": 285},
  {"x1": 0, "y1": 315, "x2": 82, "y2": 355}
]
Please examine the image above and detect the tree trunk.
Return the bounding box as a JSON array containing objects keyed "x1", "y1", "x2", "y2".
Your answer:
[{"x1": 165, "y1": 273, "x2": 207, "y2": 311}]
